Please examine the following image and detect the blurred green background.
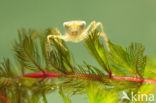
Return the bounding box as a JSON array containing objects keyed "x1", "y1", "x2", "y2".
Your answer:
[{"x1": 0, "y1": 0, "x2": 156, "y2": 103}]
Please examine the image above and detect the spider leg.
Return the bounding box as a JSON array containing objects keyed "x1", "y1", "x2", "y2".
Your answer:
[
  {"x1": 47, "y1": 29, "x2": 67, "y2": 51},
  {"x1": 82, "y1": 21, "x2": 96, "y2": 39},
  {"x1": 55, "y1": 28, "x2": 63, "y2": 36},
  {"x1": 92, "y1": 22, "x2": 110, "y2": 51},
  {"x1": 85, "y1": 21, "x2": 96, "y2": 33}
]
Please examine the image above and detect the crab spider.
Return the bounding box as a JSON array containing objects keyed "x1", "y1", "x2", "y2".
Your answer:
[{"x1": 47, "y1": 20, "x2": 109, "y2": 51}]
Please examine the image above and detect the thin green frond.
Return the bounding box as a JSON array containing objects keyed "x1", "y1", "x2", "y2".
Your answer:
[
  {"x1": 59, "y1": 87, "x2": 72, "y2": 103},
  {"x1": 109, "y1": 41, "x2": 146, "y2": 77},
  {"x1": 0, "y1": 28, "x2": 155, "y2": 103},
  {"x1": 13, "y1": 29, "x2": 43, "y2": 72},
  {"x1": 86, "y1": 82, "x2": 119, "y2": 103},
  {"x1": 84, "y1": 30, "x2": 110, "y2": 75}
]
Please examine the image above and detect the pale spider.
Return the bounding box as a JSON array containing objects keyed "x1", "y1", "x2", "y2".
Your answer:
[{"x1": 47, "y1": 20, "x2": 109, "y2": 51}]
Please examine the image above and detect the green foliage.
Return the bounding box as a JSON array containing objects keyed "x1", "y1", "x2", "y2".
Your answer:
[
  {"x1": 109, "y1": 41, "x2": 146, "y2": 77},
  {"x1": 144, "y1": 57, "x2": 156, "y2": 78},
  {"x1": 86, "y1": 82, "x2": 118, "y2": 103},
  {"x1": 85, "y1": 30, "x2": 110, "y2": 75},
  {"x1": 13, "y1": 29, "x2": 44, "y2": 72},
  {"x1": 131, "y1": 84, "x2": 155, "y2": 103},
  {"x1": 0, "y1": 28, "x2": 155, "y2": 103},
  {"x1": 59, "y1": 87, "x2": 72, "y2": 103}
]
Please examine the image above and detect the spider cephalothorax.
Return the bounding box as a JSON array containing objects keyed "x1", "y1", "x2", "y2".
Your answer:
[
  {"x1": 63, "y1": 20, "x2": 86, "y2": 36},
  {"x1": 47, "y1": 20, "x2": 109, "y2": 50}
]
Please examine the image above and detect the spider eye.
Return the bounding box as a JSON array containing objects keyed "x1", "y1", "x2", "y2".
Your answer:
[
  {"x1": 63, "y1": 24, "x2": 69, "y2": 29},
  {"x1": 64, "y1": 25, "x2": 69, "y2": 28},
  {"x1": 80, "y1": 24, "x2": 85, "y2": 29},
  {"x1": 63, "y1": 22, "x2": 68, "y2": 27}
]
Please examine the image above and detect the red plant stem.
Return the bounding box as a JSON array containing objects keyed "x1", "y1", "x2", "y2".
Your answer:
[
  {"x1": 0, "y1": 91, "x2": 11, "y2": 103},
  {"x1": 22, "y1": 72, "x2": 156, "y2": 84},
  {"x1": 23, "y1": 72, "x2": 60, "y2": 78}
]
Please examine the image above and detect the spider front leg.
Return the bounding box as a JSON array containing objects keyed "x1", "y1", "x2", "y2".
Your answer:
[
  {"x1": 94, "y1": 22, "x2": 109, "y2": 50},
  {"x1": 47, "y1": 29, "x2": 67, "y2": 51},
  {"x1": 86, "y1": 21, "x2": 110, "y2": 51},
  {"x1": 85, "y1": 21, "x2": 96, "y2": 33}
]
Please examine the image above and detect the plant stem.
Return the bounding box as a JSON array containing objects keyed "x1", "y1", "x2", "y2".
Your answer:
[
  {"x1": 22, "y1": 72, "x2": 156, "y2": 84},
  {"x1": 0, "y1": 91, "x2": 11, "y2": 103}
]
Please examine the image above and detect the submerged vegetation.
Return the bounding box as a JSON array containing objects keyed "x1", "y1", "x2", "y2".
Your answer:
[{"x1": 0, "y1": 28, "x2": 156, "y2": 103}]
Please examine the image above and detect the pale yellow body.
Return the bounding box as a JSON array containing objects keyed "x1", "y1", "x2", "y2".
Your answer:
[{"x1": 47, "y1": 20, "x2": 109, "y2": 51}]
